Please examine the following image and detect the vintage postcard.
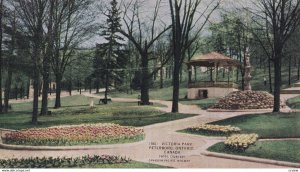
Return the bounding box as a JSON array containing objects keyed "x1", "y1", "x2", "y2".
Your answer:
[{"x1": 0, "y1": 0, "x2": 299, "y2": 170}]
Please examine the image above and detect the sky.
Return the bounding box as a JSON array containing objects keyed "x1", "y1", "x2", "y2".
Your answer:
[{"x1": 84, "y1": 0, "x2": 253, "y2": 48}]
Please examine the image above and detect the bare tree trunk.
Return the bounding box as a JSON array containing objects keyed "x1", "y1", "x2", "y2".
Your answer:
[
  {"x1": 32, "y1": 66, "x2": 40, "y2": 124},
  {"x1": 104, "y1": 71, "x2": 109, "y2": 104},
  {"x1": 140, "y1": 51, "x2": 150, "y2": 105},
  {"x1": 273, "y1": 52, "x2": 282, "y2": 112},
  {"x1": 54, "y1": 75, "x2": 62, "y2": 108},
  {"x1": 180, "y1": 68, "x2": 183, "y2": 83},
  {"x1": 15, "y1": 85, "x2": 18, "y2": 100},
  {"x1": 41, "y1": 76, "x2": 49, "y2": 115},
  {"x1": 288, "y1": 56, "x2": 292, "y2": 86},
  {"x1": 27, "y1": 78, "x2": 30, "y2": 99},
  {"x1": 96, "y1": 78, "x2": 100, "y2": 93},
  {"x1": 89, "y1": 81, "x2": 92, "y2": 94},
  {"x1": 79, "y1": 82, "x2": 82, "y2": 95},
  {"x1": 268, "y1": 56, "x2": 273, "y2": 93},
  {"x1": 4, "y1": 69, "x2": 12, "y2": 113},
  {"x1": 160, "y1": 67, "x2": 164, "y2": 89},
  {"x1": 69, "y1": 81, "x2": 72, "y2": 96},
  {"x1": 172, "y1": 56, "x2": 180, "y2": 112},
  {"x1": 297, "y1": 60, "x2": 300, "y2": 80}
]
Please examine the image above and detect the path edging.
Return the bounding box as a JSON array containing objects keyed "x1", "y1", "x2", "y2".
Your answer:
[
  {"x1": 202, "y1": 151, "x2": 300, "y2": 168},
  {"x1": 0, "y1": 139, "x2": 146, "y2": 151},
  {"x1": 207, "y1": 109, "x2": 274, "y2": 112}
]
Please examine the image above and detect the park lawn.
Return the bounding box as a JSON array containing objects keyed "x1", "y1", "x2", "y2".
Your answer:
[
  {"x1": 210, "y1": 112, "x2": 300, "y2": 138},
  {"x1": 179, "y1": 98, "x2": 219, "y2": 110},
  {"x1": 208, "y1": 140, "x2": 300, "y2": 164},
  {"x1": 287, "y1": 96, "x2": 300, "y2": 109},
  {"x1": 0, "y1": 95, "x2": 196, "y2": 130}
]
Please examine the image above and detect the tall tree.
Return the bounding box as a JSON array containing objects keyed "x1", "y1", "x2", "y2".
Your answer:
[
  {"x1": 168, "y1": 0, "x2": 220, "y2": 112},
  {"x1": 4, "y1": 11, "x2": 17, "y2": 113},
  {"x1": 51, "y1": 0, "x2": 95, "y2": 108},
  {"x1": 119, "y1": 0, "x2": 171, "y2": 105},
  {"x1": 0, "y1": 0, "x2": 3, "y2": 113},
  {"x1": 98, "y1": 0, "x2": 124, "y2": 104},
  {"x1": 14, "y1": 0, "x2": 48, "y2": 124},
  {"x1": 254, "y1": 0, "x2": 300, "y2": 112},
  {"x1": 40, "y1": 0, "x2": 55, "y2": 115}
]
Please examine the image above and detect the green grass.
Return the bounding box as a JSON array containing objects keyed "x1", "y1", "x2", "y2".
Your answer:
[
  {"x1": 98, "y1": 85, "x2": 188, "y2": 101},
  {"x1": 179, "y1": 98, "x2": 218, "y2": 110},
  {"x1": 0, "y1": 95, "x2": 196, "y2": 130},
  {"x1": 210, "y1": 112, "x2": 300, "y2": 138},
  {"x1": 89, "y1": 161, "x2": 170, "y2": 168},
  {"x1": 208, "y1": 140, "x2": 300, "y2": 163},
  {"x1": 287, "y1": 96, "x2": 300, "y2": 109}
]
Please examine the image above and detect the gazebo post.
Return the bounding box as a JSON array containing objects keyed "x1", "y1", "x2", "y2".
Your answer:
[
  {"x1": 214, "y1": 62, "x2": 217, "y2": 84},
  {"x1": 188, "y1": 64, "x2": 192, "y2": 84},
  {"x1": 227, "y1": 67, "x2": 230, "y2": 85},
  {"x1": 194, "y1": 66, "x2": 197, "y2": 82}
]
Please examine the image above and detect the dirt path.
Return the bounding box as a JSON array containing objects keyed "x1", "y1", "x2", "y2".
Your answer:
[{"x1": 1, "y1": 93, "x2": 295, "y2": 168}]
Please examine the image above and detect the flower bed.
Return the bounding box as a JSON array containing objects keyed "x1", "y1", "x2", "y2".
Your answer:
[
  {"x1": 0, "y1": 155, "x2": 131, "y2": 168},
  {"x1": 2, "y1": 123, "x2": 144, "y2": 146},
  {"x1": 185, "y1": 124, "x2": 241, "y2": 136},
  {"x1": 224, "y1": 134, "x2": 259, "y2": 151}
]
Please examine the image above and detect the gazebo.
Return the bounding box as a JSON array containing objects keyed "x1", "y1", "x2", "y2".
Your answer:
[{"x1": 186, "y1": 52, "x2": 241, "y2": 99}]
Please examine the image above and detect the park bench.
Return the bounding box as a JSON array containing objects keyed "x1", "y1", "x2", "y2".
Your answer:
[{"x1": 99, "y1": 98, "x2": 112, "y2": 104}]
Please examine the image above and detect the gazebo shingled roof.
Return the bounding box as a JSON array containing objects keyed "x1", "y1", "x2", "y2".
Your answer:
[{"x1": 188, "y1": 52, "x2": 241, "y2": 67}]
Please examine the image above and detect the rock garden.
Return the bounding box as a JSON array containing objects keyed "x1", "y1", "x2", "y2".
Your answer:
[{"x1": 211, "y1": 91, "x2": 285, "y2": 110}]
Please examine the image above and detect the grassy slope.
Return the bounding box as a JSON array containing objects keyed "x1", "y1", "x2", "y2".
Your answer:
[
  {"x1": 0, "y1": 95, "x2": 196, "y2": 130},
  {"x1": 210, "y1": 113, "x2": 300, "y2": 138},
  {"x1": 208, "y1": 141, "x2": 300, "y2": 163}
]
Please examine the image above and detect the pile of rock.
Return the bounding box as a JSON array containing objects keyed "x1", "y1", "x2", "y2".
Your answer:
[{"x1": 212, "y1": 91, "x2": 284, "y2": 110}]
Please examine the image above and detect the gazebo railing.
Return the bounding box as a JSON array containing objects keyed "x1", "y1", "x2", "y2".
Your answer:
[{"x1": 188, "y1": 81, "x2": 239, "y2": 89}]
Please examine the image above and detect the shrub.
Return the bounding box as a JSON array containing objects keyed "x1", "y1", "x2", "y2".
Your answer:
[{"x1": 224, "y1": 134, "x2": 259, "y2": 151}]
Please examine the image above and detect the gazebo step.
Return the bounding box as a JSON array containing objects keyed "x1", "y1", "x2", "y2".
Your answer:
[
  {"x1": 281, "y1": 90, "x2": 300, "y2": 94},
  {"x1": 293, "y1": 84, "x2": 300, "y2": 87}
]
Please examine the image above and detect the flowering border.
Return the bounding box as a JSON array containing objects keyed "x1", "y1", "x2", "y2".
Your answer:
[
  {"x1": 224, "y1": 134, "x2": 259, "y2": 151},
  {"x1": 185, "y1": 124, "x2": 241, "y2": 136},
  {"x1": 2, "y1": 123, "x2": 144, "y2": 146}
]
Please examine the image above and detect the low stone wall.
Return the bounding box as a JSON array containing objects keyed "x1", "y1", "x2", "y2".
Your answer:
[{"x1": 187, "y1": 87, "x2": 238, "y2": 99}]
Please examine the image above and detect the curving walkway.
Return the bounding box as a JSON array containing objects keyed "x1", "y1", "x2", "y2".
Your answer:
[{"x1": 0, "y1": 93, "x2": 299, "y2": 168}]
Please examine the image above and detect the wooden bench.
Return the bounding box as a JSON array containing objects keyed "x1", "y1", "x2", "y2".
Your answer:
[
  {"x1": 138, "y1": 101, "x2": 154, "y2": 106},
  {"x1": 99, "y1": 98, "x2": 112, "y2": 104}
]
